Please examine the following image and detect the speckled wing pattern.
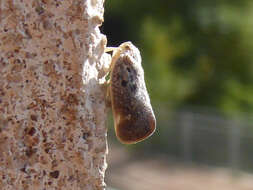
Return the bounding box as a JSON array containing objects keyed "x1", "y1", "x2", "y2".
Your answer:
[{"x1": 109, "y1": 42, "x2": 156, "y2": 144}]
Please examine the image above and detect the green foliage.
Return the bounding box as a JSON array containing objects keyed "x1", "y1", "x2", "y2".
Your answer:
[{"x1": 103, "y1": 0, "x2": 253, "y2": 115}]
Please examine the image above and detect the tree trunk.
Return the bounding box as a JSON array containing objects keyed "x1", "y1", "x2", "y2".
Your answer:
[{"x1": 0, "y1": 0, "x2": 108, "y2": 189}]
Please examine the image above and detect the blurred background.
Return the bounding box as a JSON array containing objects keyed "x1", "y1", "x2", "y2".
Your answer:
[{"x1": 101, "y1": 0, "x2": 253, "y2": 189}]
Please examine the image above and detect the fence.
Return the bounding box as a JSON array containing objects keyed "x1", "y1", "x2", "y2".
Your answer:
[{"x1": 148, "y1": 109, "x2": 253, "y2": 173}]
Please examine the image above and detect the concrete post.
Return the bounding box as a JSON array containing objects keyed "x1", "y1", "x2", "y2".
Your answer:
[{"x1": 0, "y1": 0, "x2": 109, "y2": 189}]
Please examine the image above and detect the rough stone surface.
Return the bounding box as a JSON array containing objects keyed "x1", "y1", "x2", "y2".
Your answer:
[{"x1": 0, "y1": 0, "x2": 109, "y2": 189}]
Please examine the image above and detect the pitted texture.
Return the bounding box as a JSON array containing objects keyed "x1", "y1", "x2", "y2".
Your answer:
[{"x1": 0, "y1": 0, "x2": 108, "y2": 190}]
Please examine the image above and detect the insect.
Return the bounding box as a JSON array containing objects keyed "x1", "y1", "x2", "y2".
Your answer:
[{"x1": 106, "y1": 42, "x2": 156, "y2": 144}]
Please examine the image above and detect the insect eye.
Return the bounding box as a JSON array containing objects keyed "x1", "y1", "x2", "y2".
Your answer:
[{"x1": 124, "y1": 45, "x2": 131, "y2": 50}]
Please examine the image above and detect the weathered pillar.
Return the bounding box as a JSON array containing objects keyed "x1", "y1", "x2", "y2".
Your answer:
[{"x1": 0, "y1": 0, "x2": 108, "y2": 189}]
